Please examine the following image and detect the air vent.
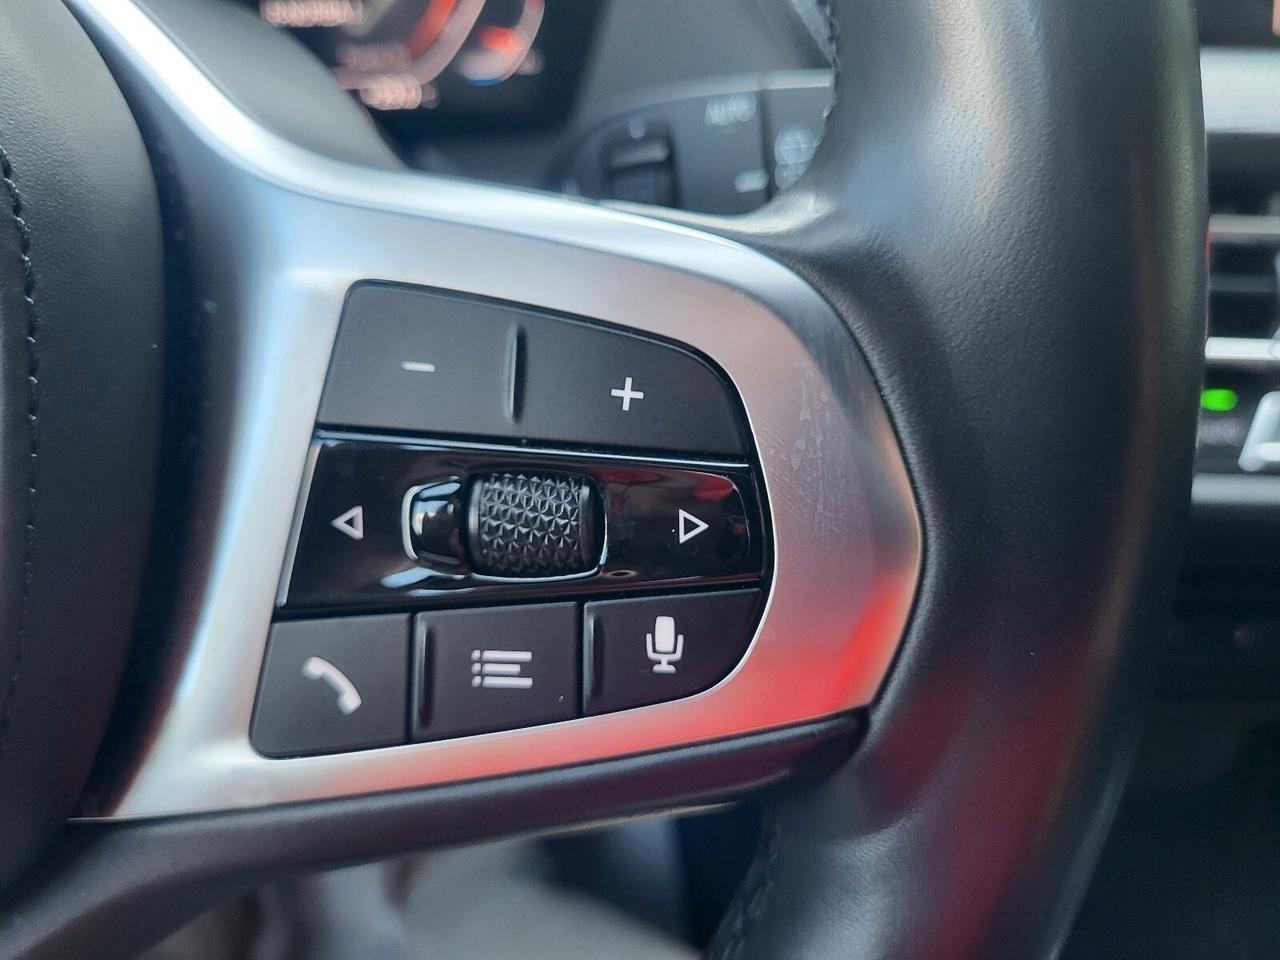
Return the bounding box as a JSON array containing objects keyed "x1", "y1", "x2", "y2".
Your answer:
[{"x1": 1209, "y1": 220, "x2": 1280, "y2": 339}]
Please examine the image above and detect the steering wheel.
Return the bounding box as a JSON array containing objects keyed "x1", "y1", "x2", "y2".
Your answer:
[{"x1": 0, "y1": 0, "x2": 1205, "y2": 957}]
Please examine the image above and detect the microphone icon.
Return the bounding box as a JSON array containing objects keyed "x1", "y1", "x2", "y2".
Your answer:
[{"x1": 646, "y1": 616, "x2": 684, "y2": 674}]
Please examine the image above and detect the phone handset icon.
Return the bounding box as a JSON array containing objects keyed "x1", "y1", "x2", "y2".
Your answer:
[{"x1": 301, "y1": 656, "x2": 363, "y2": 716}]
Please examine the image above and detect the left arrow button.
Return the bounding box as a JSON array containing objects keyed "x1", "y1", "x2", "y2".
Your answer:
[{"x1": 331, "y1": 505, "x2": 364, "y2": 541}]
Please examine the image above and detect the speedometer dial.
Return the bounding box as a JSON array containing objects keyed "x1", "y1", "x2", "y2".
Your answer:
[
  {"x1": 259, "y1": 0, "x2": 547, "y2": 111},
  {"x1": 453, "y1": 0, "x2": 545, "y2": 86},
  {"x1": 257, "y1": 0, "x2": 600, "y2": 131}
]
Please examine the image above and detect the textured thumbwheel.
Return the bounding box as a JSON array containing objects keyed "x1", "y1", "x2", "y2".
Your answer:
[{"x1": 467, "y1": 472, "x2": 602, "y2": 578}]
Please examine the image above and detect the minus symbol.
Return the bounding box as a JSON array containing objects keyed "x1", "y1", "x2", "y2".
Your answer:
[{"x1": 400, "y1": 360, "x2": 437, "y2": 373}]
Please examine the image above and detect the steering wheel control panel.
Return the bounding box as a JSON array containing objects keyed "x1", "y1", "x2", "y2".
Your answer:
[{"x1": 252, "y1": 284, "x2": 770, "y2": 757}]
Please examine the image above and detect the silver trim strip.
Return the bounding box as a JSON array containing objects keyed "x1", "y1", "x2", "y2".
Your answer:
[
  {"x1": 71, "y1": 0, "x2": 921, "y2": 819},
  {"x1": 1192, "y1": 473, "x2": 1280, "y2": 508},
  {"x1": 1201, "y1": 48, "x2": 1280, "y2": 137},
  {"x1": 1205, "y1": 337, "x2": 1280, "y2": 367},
  {"x1": 1210, "y1": 214, "x2": 1280, "y2": 246},
  {"x1": 274, "y1": 443, "x2": 321, "y2": 607}
]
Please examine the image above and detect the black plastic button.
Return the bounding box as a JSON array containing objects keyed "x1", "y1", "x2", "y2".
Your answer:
[
  {"x1": 319, "y1": 285, "x2": 520, "y2": 438},
  {"x1": 519, "y1": 314, "x2": 746, "y2": 457},
  {"x1": 414, "y1": 604, "x2": 578, "y2": 740},
  {"x1": 251, "y1": 615, "x2": 410, "y2": 757},
  {"x1": 284, "y1": 441, "x2": 424, "y2": 609},
  {"x1": 1194, "y1": 374, "x2": 1274, "y2": 473},
  {"x1": 584, "y1": 591, "x2": 761, "y2": 715},
  {"x1": 598, "y1": 463, "x2": 754, "y2": 582}
]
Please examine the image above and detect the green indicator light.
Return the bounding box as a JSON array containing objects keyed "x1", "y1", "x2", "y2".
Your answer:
[{"x1": 1201, "y1": 388, "x2": 1240, "y2": 413}]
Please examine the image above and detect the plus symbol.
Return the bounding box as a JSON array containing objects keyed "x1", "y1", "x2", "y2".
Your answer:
[{"x1": 609, "y1": 376, "x2": 645, "y2": 412}]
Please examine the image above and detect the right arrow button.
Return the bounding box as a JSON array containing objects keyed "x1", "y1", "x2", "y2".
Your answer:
[
  {"x1": 595, "y1": 465, "x2": 761, "y2": 584},
  {"x1": 677, "y1": 508, "x2": 709, "y2": 544}
]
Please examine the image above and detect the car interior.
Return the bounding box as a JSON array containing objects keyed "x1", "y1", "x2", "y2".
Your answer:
[{"x1": 0, "y1": 0, "x2": 1276, "y2": 958}]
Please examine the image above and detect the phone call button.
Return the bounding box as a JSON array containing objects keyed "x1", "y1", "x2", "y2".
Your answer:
[{"x1": 252, "y1": 615, "x2": 410, "y2": 757}]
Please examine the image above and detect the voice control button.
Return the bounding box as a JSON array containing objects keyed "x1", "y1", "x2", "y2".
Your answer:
[{"x1": 583, "y1": 590, "x2": 761, "y2": 715}]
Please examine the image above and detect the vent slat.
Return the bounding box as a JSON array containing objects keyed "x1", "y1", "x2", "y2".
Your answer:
[{"x1": 1208, "y1": 220, "x2": 1279, "y2": 340}]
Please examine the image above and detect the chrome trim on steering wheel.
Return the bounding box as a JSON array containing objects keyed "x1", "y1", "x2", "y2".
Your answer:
[{"x1": 69, "y1": 0, "x2": 921, "y2": 820}]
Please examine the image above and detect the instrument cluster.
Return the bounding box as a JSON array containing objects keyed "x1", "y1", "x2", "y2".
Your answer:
[{"x1": 255, "y1": 0, "x2": 602, "y2": 131}]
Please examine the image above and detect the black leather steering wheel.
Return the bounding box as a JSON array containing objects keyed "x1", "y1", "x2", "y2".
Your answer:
[{"x1": 0, "y1": 0, "x2": 1205, "y2": 958}]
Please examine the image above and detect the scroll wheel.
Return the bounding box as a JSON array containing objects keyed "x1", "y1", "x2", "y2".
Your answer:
[{"x1": 467, "y1": 472, "x2": 603, "y2": 578}]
